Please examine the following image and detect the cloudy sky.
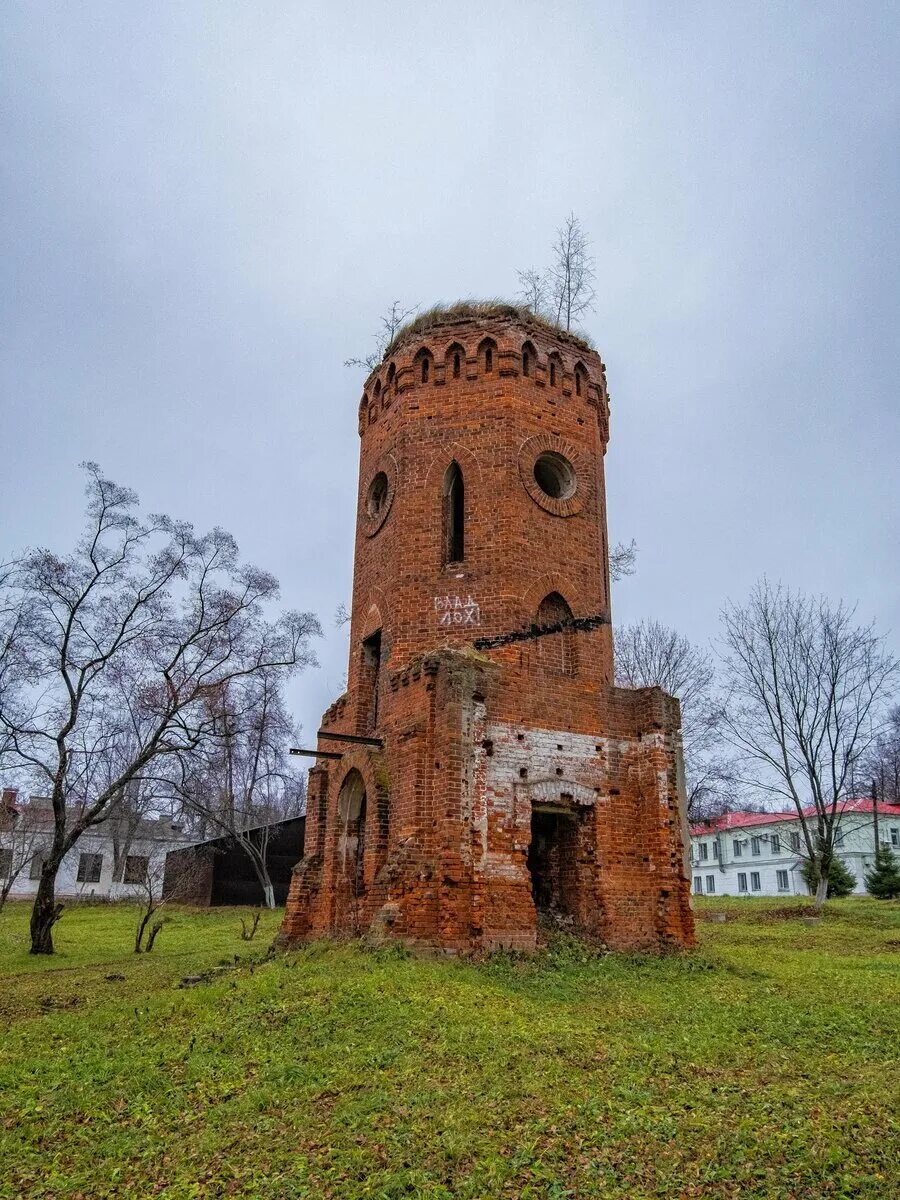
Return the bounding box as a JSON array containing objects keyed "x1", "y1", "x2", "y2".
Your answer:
[{"x1": 2, "y1": 2, "x2": 898, "y2": 739}]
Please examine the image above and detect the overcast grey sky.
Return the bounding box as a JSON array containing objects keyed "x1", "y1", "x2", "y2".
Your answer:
[{"x1": 2, "y1": 2, "x2": 898, "y2": 739}]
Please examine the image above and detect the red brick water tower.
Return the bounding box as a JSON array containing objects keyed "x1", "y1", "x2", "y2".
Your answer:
[{"x1": 280, "y1": 305, "x2": 695, "y2": 952}]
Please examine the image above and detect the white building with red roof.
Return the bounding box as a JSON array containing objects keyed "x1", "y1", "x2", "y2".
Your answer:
[{"x1": 688, "y1": 800, "x2": 900, "y2": 898}]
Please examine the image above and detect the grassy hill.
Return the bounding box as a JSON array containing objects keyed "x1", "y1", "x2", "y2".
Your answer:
[{"x1": 1, "y1": 898, "x2": 898, "y2": 1199}]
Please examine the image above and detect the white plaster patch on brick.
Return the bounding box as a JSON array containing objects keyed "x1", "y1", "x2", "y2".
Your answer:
[
  {"x1": 482, "y1": 722, "x2": 616, "y2": 801},
  {"x1": 476, "y1": 852, "x2": 522, "y2": 881},
  {"x1": 461, "y1": 695, "x2": 488, "y2": 869}
]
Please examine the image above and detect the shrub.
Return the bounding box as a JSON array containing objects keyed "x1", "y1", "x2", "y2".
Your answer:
[
  {"x1": 865, "y1": 847, "x2": 900, "y2": 899},
  {"x1": 801, "y1": 854, "x2": 857, "y2": 898}
]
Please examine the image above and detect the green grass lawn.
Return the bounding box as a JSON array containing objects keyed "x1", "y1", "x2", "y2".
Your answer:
[{"x1": 0, "y1": 898, "x2": 898, "y2": 1199}]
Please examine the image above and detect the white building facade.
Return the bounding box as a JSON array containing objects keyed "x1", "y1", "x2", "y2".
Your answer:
[
  {"x1": 0, "y1": 792, "x2": 190, "y2": 901},
  {"x1": 689, "y1": 800, "x2": 900, "y2": 899}
]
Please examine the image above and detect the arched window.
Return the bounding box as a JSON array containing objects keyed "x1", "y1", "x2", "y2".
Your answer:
[
  {"x1": 522, "y1": 341, "x2": 536, "y2": 378},
  {"x1": 361, "y1": 629, "x2": 382, "y2": 730},
  {"x1": 446, "y1": 343, "x2": 465, "y2": 380},
  {"x1": 416, "y1": 349, "x2": 433, "y2": 384},
  {"x1": 387, "y1": 363, "x2": 396, "y2": 389},
  {"x1": 442, "y1": 461, "x2": 464, "y2": 565},
  {"x1": 337, "y1": 769, "x2": 368, "y2": 896},
  {"x1": 478, "y1": 338, "x2": 497, "y2": 374},
  {"x1": 535, "y1": 592, "x2": 576, "y2": 676},
  {"x1": 574, "y1": 364, "x2": 587, "y2": 397},
  {"x1": 548, "y1": 353, "x2": 562, "y2": 389},
  {"x1": 373, "y1": 379, "x2": 382, "y2": 403}
]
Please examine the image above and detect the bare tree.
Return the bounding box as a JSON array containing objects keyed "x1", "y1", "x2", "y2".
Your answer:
[
  {"x1": 133, "y1": 856, "x2": 170, "y2": 953},
  {"x1": 515, "y1": 214, "x2": 596, "y2": 334},
  {"x1": 166, "y1": 671, "x2": 304, "y2": 908},
  {"x1": 0, "y1": 793, "x2": 43, "y2": 912},
  {"x1": 0, "y1": 463, "x2": 321, "y2": 953},
  {"x1": 719, "y1": 581, "x2": 898, "y2": 911},
  {"x1": 345, "y1": 301, "x2": 418, "y2": 371},
  {"x1": 615, "y1": 619, "x2": 736, "y2": 818},
  {"x1": 863, "y1": 705, "x2": 900, "y2": 804},
  {"x1": 548, "y1": 213, "x2": 596, "y2": 332},
  {"x1": 105, "y1": 777, "x2": 161, "y2": 884},
  {"x1": 609, "y1": 539, "x2": 637, "y2": 583},
  {"x1": 516, "y1": 267, "x2": 550, "y2": 317}
]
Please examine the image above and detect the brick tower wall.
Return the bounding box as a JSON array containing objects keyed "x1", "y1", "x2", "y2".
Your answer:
[{"x1": 279, "y1": 309, "x2": 695, "y2": 954}]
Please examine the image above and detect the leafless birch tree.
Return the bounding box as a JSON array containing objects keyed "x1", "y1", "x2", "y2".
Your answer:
[
  {"x1": 516, "y1": 268, "x2": 550, "y2": 317},
  {"x1": 719, "y1": 581, "x2": 897, "y2": 911},
  {"x1": 549, "y1": 213, "x2": 596, "y2": 332},
  {"x1": 863, "y1": 705, "x2": 900, "y2": 804},
  {"x1": 166, "y1": 671, "x2": 304, "y2": 908},
  {"x1": 615, "y1": 619, "x2": 735, "y2": 817},
  {"x1": 345, "y1": 301, "x2": 418, "y2": 371},
  {"x1": 0, "y1": 795, "x2": 43, "y2": 912},
  {"x1": 0, "y1": 463, "x2": 320, "y2": 953},
  {"x1": 609, "y1": 539, "x2": 637, "y2": 583}
]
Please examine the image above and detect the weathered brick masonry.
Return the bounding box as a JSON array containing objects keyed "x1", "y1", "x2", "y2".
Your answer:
[{"x1": 280, "y1": 307, "x2": 695, "y2": 952}]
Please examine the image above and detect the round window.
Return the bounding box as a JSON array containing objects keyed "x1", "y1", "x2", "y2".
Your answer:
[
  {"x1": 366, "y1": 471, "x2": 389, "y2": 518},
  {"x1": 533, "y1": 452, "x2": 577, "y2": 501}
]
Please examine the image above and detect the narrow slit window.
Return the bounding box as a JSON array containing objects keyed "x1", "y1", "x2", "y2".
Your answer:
[
  {"x1": 443, "y1": 461, "x2": 464, "y2": 564},
  {"x1": 453, "y1": 352, "x2": 461, "y2": 378},
  {"x1": 421, "y1": 357, "x2": 430, "y2": 383},
  {"x1": 362, "y1": 630, "x2": 382, "y2": 730},
  {"x1": 550, "y1": 361, "x2": 557, "y2": 387},
  {"x1": 485, "y1": 346, "x2": 493, "y2": 372},
  {"x1": 523, "y1": 351, "x2": 530, "y2": 377}
]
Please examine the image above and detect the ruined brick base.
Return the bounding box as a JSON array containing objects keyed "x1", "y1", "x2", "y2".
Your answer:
[{"x1": 278, "y1": 651, "x2": 695, "y2": 955}]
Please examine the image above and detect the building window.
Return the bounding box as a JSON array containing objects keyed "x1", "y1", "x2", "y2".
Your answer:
[
  {"x1": 361, "y1": 629, "x2": 382, "y2": 732},
  {"x1": 420, "y1": 356, "x2": 430, "y2": 383},
  {"x1": 706, "y1": 875, "x2": 716, "y2": 894},
  {"x1": 29, "y1": 853, "x2": 45, "y2": 880},
  {"x1": 533, "y1": 451, "x2": 577, "y2": 501},
  {"x1": 699, "y1": 842, "x2": 709, "y2": 861},
  {"x1": 77, "y1": 853, "x2": 103, "y2": 884},
  {"x1": 738, "y1": 872, "x2": 748, "y2": 893},
  {"x1": 0, "y1": 849, "x2": 12, "y2": 880},
  {"x1": 693, "y1": 875, "x2": 703, "y2": 894},
  {"x1": 442, "y1": 461, "x2": 465, "y2": 565},
  {"x1": 776, "y1": 869, "x2": 789, "y2": 892},
  {"x1": 770, "y1": 833, "x2": 780, "y2": 854},
  {"x1": 733, "y1": 839, "x2": 743, "y2": 857},
  {"x1": 891, "y1": 827, "x2": 899, "y2": 847},
  {"x1": 123, "y1": 855, "x2": 149, "y2": 884},
  {"x1": 750, "y1": 871, "x2": 761, "y2": 892},
  {"x1": 366, "y1": 471, "x2": 389, "y2": 519},
  {"x1": 789, "y1": 831, "x2": 801, "y2": 852},
  {"x1": 712, "y1": 840, "x2": 719, "y2": 859},
  {"x1": 751, "y1": 837, "x2": 761, "y2": 856}
]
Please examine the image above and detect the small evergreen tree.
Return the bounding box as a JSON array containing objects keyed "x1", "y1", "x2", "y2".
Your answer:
[
  {"x1": 801, "y1": 854, "x2": 856, "y2": 899},
  {"x1": 864, "y1": 847, "x2": 900, "y2": 899}
]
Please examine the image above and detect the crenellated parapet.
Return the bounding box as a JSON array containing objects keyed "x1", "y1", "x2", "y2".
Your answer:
[{"x1": 357, "y1": 309, "x2": 611, "y2": 443}]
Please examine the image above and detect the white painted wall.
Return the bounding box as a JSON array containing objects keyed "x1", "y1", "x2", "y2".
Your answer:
[
  {"x1": 689, "y1": 813, "x2": 900, "y2": 898},
  {"x1": 1, "y1": 827, "x2": 189, "y2": 900}
]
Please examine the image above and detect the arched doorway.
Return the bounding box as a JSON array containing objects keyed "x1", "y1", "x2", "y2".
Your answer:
[{"x1": 337, "y1": 769, "x2": 368, "y2": 897}]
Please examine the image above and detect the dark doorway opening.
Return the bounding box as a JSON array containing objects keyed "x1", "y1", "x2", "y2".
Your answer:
[{"x1": 527, "y1": 807, "x2": 580, "y2": 914}]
